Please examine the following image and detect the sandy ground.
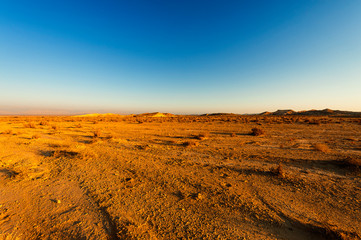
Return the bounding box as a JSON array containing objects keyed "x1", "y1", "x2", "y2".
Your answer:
[{"x1": 0, "y1": 115, "x2": 360, "y2": 239}]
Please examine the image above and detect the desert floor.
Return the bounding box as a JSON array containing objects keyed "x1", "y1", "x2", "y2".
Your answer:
[{"x1": 0, "y1": 115, "x2": 360, "y2": 240}]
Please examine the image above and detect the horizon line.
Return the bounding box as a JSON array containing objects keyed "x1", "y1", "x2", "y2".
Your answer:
[{"x1": 1, "y1": 108, "x2": 360, "y2": 117}]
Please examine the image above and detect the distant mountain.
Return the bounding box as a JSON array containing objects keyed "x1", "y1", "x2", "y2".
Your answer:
[{"x1": 259, "y1": 109, "x2": 361, "y2": 116}]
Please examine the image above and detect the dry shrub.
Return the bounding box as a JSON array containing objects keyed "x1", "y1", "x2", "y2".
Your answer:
[
  {"x1": 93, "y1": 130, "x2": 102, "y2": 138},
  {"x1": 51, "y1": 125, "x2": 59, "y2": 131},
  {"x1": 48, "y1": 143, "x2": 69, "y2": 148},
  {"x1": 39, "y1": 121, "x2": 49, "y2": 126},
  {"x1": 168, "y1": 140, "x2": 177, "y2": 144},
  {"x1": 102, "y1": 134, "x2": 114, "y2": 140},
  {"x1": 52, "y1": 150, "x2": 79, "y2": 158},
  {"x1": 31, "y1": 134, "x2": 41, "y2": 139},
  {"x1": 271, "y1": 163, "x2": 285, "y2": 178},
  {"x1": 251, "y1": 128, "x2": 265, "y2": 136},
  {"x1": 182, "y1": 141, "x2": 199, "y2": 147},
  {"x1": 309, "y1": 119, "x2": 321, "y2": 125},
  {"x1": 48, "y1": 147, "x2": 97, "y2": 160},
  {"x1": 137, "y1": 144, "x2": 150, "y2": 150},
  {"x1": 2, "y1": 129, "x2": 13, "y2": 135},
  {"x1": 24, "y1": 122, "x2": 36, "y2": 128},
  {"x1": 314, "y1": 143, "x2": 331, "y2": 153},
  {"x1": 195, "y1": 132, "x2": 209, "y2": 140},
  {"x1": 103, "y1": 133, "x2": 114, "y2": 140},
  {"x1": 230, "y1": 133, "x2": 237, "y2": 137}
]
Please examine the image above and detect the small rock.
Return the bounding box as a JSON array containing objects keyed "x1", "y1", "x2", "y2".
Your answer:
[{"x1": 197, "y1": 193, "x2": 205, "y2": 200}]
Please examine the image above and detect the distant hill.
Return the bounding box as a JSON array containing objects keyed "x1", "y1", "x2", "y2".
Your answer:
[
  {"x1": 136, "y1": 112, "x2": 175, "y2": 117},
  {"x1": 200, "y1": 113, "x2": 239, "y2": 116},
  {"x1": 259, "y1": 109, "x2": 361, "y2": 117}
]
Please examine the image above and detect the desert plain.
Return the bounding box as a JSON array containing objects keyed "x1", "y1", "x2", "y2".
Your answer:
[{"x1": 0, "y1": 113, "x2": 360, "y2": 239}]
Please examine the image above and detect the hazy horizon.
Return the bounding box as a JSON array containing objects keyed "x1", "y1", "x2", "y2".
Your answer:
[
  {"x1": 0, "y1": 104, "x2": 360, "y2": 116},
  {"x1": 1, "y1": 1, "x2": 360, "y2": 113}
]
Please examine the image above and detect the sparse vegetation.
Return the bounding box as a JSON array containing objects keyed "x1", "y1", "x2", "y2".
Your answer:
[
  {"x1": 24, "y1": 122, "x2": 36, "y2": 128},
  {"x1": 39, "y1": 121, "x2": 49, "y2": 126},
  {"x1": 271, "y1": 163, "x2": 285, "y2": 178},
  {"x1": 0, "y1": 114, "x2": 360, "y2": 239},
  {"x1": 314, "y1": 143, "x2": 331, "y2": 153},
  {"x1": 306, "y1": 118, "x2": 321, "y2": 125},
  {"x1": 182, "y1": 141, "x2": 199, "y2": 147},
  {"x1": 251, "y1": 127, "x2": 265, "y2": 136},
  {"x1": 51, "y1": 149, "x2": 79, "y2": 158},
  {"x1": 93, "y1": 130, "x2": 102, "y2": 138},
  {"x1": 195, "y1": 132, "x2": 209, "y2": 140},
  {"x1": 31, "y1": 134, "x2": 40, "y2": 139},
  {"x1": 2, "y1": 129, "x2": 13, "y2": 135}
]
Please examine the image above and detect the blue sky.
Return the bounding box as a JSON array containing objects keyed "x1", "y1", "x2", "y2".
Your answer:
[{"x1": 0, "y1": 0, "x2": 360, "y2": 114}]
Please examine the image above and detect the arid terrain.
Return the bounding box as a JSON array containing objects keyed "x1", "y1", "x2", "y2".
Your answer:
[{"x1": 0, "y1": 113, "x2": 360, "y2": 239}]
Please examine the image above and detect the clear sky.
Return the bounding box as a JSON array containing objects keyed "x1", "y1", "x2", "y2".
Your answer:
[{"x1": 0, "y1": 0, "x2": 360, "y2": 114}]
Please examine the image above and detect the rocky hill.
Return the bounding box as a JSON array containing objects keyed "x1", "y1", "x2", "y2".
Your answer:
[{"x1": 259, "y1": 109, "x2": 361, "y2": 117}]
